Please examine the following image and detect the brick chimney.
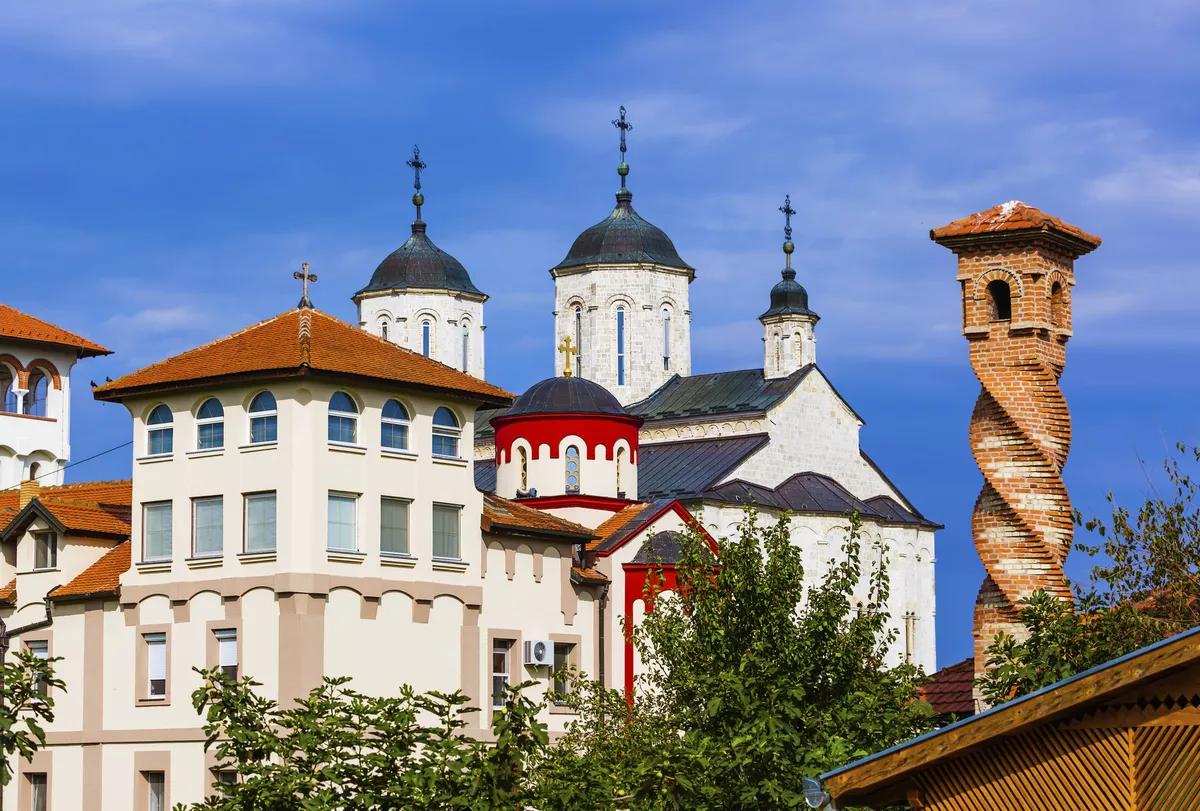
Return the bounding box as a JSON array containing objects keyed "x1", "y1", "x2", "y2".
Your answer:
[
  {"x1": 19, "y1": 479, "x2": 40, "y2": 509},
  {"x1": 931, "y1": 201, "x2": 1101, "y2": 710}
]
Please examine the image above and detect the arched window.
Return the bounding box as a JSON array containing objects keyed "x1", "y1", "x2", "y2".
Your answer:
[
  {"x1": 461, "y1": 323, "x2": 469, "y2": 371},
  {"x1": 328, "y1": 391, "x2": 358, "y2": 444},
  {"x1": 573, "y1": 305, "x2": 583, "y2": 378},
  {"x1": 616, "y1": 305, "x2": 626, "y2": 386},
  {"x1": 249, "y1": 392, "x2": 278, "y2": 444},
  {"x1": 0, "y1": 366, "x2": 15, "y2": 413},
  {"x1": 662, "y1": 307, "x2": 671, "y2": 372},
  {"x1": 987, "y1": 280, "x2": 1012, "y2": 321},
  {"x1": 422, "y1": 320, "x2": 432, "y2": 357},
  {"x1": 147, "y1": 404, "x2": 173, "y2": 455},
  {"x1": 616, "y1": 447, "x2": 625, "y2": 494},
  {"x1": 196, "y1": 398, "x2": 224, "y2": 450},
  {"x1": 565, "y1": 445, "x2": 581, "y2": 493},
  {"x1": 1050, "y1": 281, "x2": 1065, "y2": 327},
  {"x1": 381, "y1": 399, "x2": 410, "y2": 451},
  {"x1": 28, "y1": 462, "x2": 40, "y2": 481},
  {"x1": 380, "y1": 322, "x2": 389, "y2": 342},
  {"x1": 432, "y1": 407, "x2": 461, "y2": 458},
  {"x1": 24, "y1": 371, "x2": 48, "y2": 418},
  {"x1": 518, "y1": 446, "x2": 529, "y2": 490}
]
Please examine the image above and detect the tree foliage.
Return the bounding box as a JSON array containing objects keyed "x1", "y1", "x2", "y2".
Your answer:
[
  {"x1": 979, "y1": 442, "x2": 1200, "y2": 703},
  {"x1": 0, "y1": 647, "x2": 63, "y2": 787}
]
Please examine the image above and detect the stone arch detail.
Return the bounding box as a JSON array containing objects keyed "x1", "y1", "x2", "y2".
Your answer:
[
  {"x1": 972, "y1": 267, "x2": 1025, "y2": 301},
  {"x1": 22, "y1": 359, "x2": 62, "y2": 390}
]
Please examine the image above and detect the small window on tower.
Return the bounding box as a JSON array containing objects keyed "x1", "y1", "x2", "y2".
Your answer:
[
  {"x1": 422, "y1": 320, "x2": 432, "y2": 357},
  {"x1": 381, "y1": 321, "x2": 389, "y2": 342},
  {"x1": 987, "y1": 280, "x2": 1012, "y2": 321},
  {"x1": 518, "y1": 446, "x2": 529, "y2": 490},
  {"x1": 565, "y1": 445, "x2": 581, "y2": 493},
  {"x1": 573, "y1": 306, "x2": 583, "y2": 378},
  {"x1": 1050, "y1": 282, "x2": 1065, "y2": 327},
  {"x1": 616, "y1": 306, "x2": 626, "y2": 386},
  {"x1": 662, "y1": 307, "x2": 671, "y2": 371}
]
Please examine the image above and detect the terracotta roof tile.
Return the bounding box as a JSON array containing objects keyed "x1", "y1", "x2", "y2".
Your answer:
[
  {"x1": 919, "y1": 657, "x2": 975, "y2": 716},
  {"x1": 0, "y1": 304, "x2": 111, "y2": 355},
  {"x1": 587, "y1": 503, "x2": 652, "y2": 552},
  {"x1": 482, "y1": 493, "x2": 597, "y2": 541},
  {"x1": 38, "y1": 499, "x2": 131, "y2": 537},
  {"x1": 0, "y1": 480, "x2": 131, "y2": 540},
  {"x1": 49, "y1": 541, "x2": 130, "y2": 601},
  {"x1": 571, "y1": 566, "x2": 609, "y2": 584},
  {"x1": 94, "y1": 309, "x2": 512, "y2": 404},
  {"x1": 0, "y1": 578, "x2": 15, "y2": 606},
  {"x1": 930, "y1": 201, "x2": 1101, "y2": 251}
]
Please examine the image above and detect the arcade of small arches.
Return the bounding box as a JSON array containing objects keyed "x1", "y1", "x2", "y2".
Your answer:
[{"x1": 0, "y1": 356, "x2": 61, "y2": 418}]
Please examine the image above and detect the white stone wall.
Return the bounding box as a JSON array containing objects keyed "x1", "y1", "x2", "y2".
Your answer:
[
  {"x1": 356, "y1": 290, "x2": 486, "y2": 379},
  {"x1": 0, "y1": 342, "x2": 79, "y2": 487},
  {"x1": 761, "y1": 314, "x2": 817, "y2": 380},
  {"x1": 552, "y1": 264, "x2": 692, "y2": 404}
]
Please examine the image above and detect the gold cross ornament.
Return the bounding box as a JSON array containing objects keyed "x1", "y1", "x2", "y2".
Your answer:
[{"x1": 557, "y1": 335, "x2": 575, "y2": 377}]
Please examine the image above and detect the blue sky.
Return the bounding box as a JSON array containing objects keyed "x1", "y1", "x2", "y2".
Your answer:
[{"x1": 3, "y1": 0, "x2": 1198, "y2": 667}]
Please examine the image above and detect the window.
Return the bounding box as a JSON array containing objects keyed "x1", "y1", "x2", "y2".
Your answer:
[
  {"x1": 565, "y1": 445, "x2": 580, "y2": 493},
  {"x1": 27, "y1": 462, "x2": 40, "y2": 481},
  {"x1": 147, "y1": 404, "x2": 173, "y2": 455},
  {"x1": 461, "y1": 323, "x2": 469, "y2": 371},
  {"x1": 215, "y1": 770, "x2": 237, "y2": 793},
  {"x1": 196, "y1": 398, "x2": 224, "y2": 449},
  {"x1": 192, "y1": 497, "x2": 223, "y2": 557},
  {"x1": 421, "y1": 320, "x2": 431, "y2": 357},
  {"x1": 328, "y1": 391, "x2": 358, "y2": 444},
  {"x1": 143, "y1": 502, "x2": 173, "y2": 561},
  {"x1": 518, "y1": 446, "x2": 528, "y2": 490},
  {"x1": 616, "y1": 448, "x2": 625, "y2": 495},
  {"x1": 25, "y1": 371, "x2": 48, "y2": 418},
  {"x1": 145, "y1": 633, "x2": 167, "y2": 699},
  {"x1": 381, "y1": 400, "x2": 410, "y2": 450},
  {"x1": 904, "y1": 612, "x2": 917, "y2": 664},
  {"x1": 215, "y1": 629, "x2": 238, "y2": 681},
  {"x1": 327, "y1": 493, "x2": 357, "y2": 550},
  {"x1": 1050, "y1": 281, "x2": 1066, "y2": 327},
  {"x1": 27, "y1": 640, "x2": 49, "y2": 697},
  {"x1": 244, "y1": 493, "x2": 277, "y2": 552},
  {"x1": 34, "y1": 531, "x2": 57, "y2": 570},
  {"x1": 432, "y1": 504, "x2": 460, "y2": 559},
  {"x1": 248, "y1": 392, "x2": 277, "y2": 444},
  {"x1": 1, "y1": 366, "x2": 15, "y2": 413},
  {"x1": 146, "y1": 771, "x2": 166, "y2": 811},
  {"x1": 380, "y1": 497, "x2": 409, "y2": 555},
  {"x1": 492, "y1": 639, "x2": 512, "y2": 719},
  {"x1": 662, "y1": 307, "x2": 671, "y2": 371},
  {"x1": 987, "y1": 279, "x2": 1012, "y2": 321},
  {"x1": 380, "y1": 321, "x2": 389, "y2": 342},
  {"x1": 616, "y1": 305, "x2": 626, "y2": 386},
  {"x1": 432, "y1": 407, "x2": 460, "y2": 458},
  {"x1": 28, "y1": 774, "x2": 47, "y2": 811},
  {"x1": 553, "y1": 642, "x2": 574, "y2": 700},
  {"x1": 573, "y1": 305, "x2": 583, "y2": 378}
]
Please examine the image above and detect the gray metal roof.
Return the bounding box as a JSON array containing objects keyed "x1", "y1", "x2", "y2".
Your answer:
[
  {"x1": 630, "y1": 530, "x2": 686, "y2": 565},
  {"x1": 552, "y1": 188, "x2": 692, "y2": 272},
  {"x1": 503, "y1": 376, "x2": 630, "y2": 419},
  {"x1": 355, "y1": 221, "x2": 484, "y2": 298},
  {"x1": 705, "y1": 472, "x2": 941, "y2": 528},
  {"x1": 627, "y1": 367, "x2": 814, "y2": 423},
  {"x1": 474, "y1": 459, "x2": 496, "y2": 493},
  {"x1": 637, "y1": 434, "x2": 770, "y2": 500}
]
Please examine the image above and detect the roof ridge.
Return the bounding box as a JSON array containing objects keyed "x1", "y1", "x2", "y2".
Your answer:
[
  {"x1": 44, "y1": 478, "x2": 131, "y2": 490},
  {"x1": 0, "y1": 303, "x2": 111, "y2": 354}
]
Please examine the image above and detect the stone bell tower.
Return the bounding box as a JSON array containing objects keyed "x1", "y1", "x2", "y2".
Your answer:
[{"x1": 931, "y1": 201, "x2": 1101, "y2": 707}]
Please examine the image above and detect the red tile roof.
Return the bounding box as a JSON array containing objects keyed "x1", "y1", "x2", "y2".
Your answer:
[
  {"x1": 919, "y1": 657, "x2": 975, "y2": 716},
  {"x1": 482, "y1": 493, "x2": 597, "y2": 542},
  {"x1": 587, "y1": 503, "x2": 651, "y2": 552},
  {"x1": 0, "y1": 578, "x2": 15, "y2": 607},
  {"x1": 930, "y1": 201, "x2": 1101, "y2": 252},
  {"x1": 0, "y1": 480, "x2": 132, "y2": 540},
  {"x1": 93, "y1": 308, "x2": 512, "y2": 404},
  {"x1": 0, "y1": 304, "x2": 111, "y2": 356},
  {"x1": 49, "y1": 541, "x2": 130, "y2": 601},
  {"x1": 571, "y1": 566, "x2": 609, "y2": 584}
]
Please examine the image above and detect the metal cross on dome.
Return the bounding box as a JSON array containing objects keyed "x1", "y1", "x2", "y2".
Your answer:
[
  {"x1": 294, "y1": 262, "x2": 318, "y2": 309},
  {"x1": 779, "y1": 194, "x2": 796, "y2": 242},
  {"x1": 557, "y1": 335, "x2": 576, "y2": 377},
  {"x1": 612, "y1": 105, "x2": 632, "y2": 157},
  {"x1": 406, "y1": 144, "x2": 427, "y2": 192}
]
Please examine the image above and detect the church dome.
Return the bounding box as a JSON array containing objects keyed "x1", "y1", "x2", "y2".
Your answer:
[
  {"x1": 505, "y1": 375, "x2": 630, "y2": 419},
  {"x1": 760, "y1": 268, "x2": 817, "y2": 319},
  {"x1": 553, "y1": 189, "x2": 693, "y2": 272},
  {"x1": 356, "y1": 221, "x2": 484, "y2": 298}
]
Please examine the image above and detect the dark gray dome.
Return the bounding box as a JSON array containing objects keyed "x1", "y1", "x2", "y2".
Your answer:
[
  {"x1": 356, "y1": 221, "x2": 484, "y2": 298},
  {"x1": 506, "y1": 376, "x2": 630, "y2": 418},
  {"x1": 553, "y1": 189, "x2": 692, "y2": 272},
  {"x1": 760, "y1": 269, "x2": 818, "y2": 320}
]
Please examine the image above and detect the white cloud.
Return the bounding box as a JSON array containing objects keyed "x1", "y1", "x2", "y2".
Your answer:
[
  {"x1": 1092, "y1": 152, "x2": 1200, "y2": 211},
  {"x1": 105, "y1": 305, "x2": 209, "y2": 333}
]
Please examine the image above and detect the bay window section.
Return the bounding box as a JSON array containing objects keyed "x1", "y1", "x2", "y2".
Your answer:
[
  {"x1": 143, "y1": 502, "x2": 173, "y2": 561},
  {"x1": 432, "y1": 504, "x2": 460, "y2": 560},
  {"x1": 244, "y1": 493, "x2": 277, "y2": 553},
  {"x1": 327, "y1": 493, "x2": 357, "y2": 551},
  {"x1": 380, "y1": 497, "x2": 410, "y2": 556}
]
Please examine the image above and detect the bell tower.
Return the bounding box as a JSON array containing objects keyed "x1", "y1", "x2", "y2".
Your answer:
[
  {"x1": 932, "y1": 201, "x2": 1101, "y2": 708},
  {"x1": 760, "y1": 194, "x2": 819, "y2": 379}
]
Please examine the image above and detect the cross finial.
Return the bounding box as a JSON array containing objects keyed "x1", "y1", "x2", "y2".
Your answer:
[
  {"x1": 779, "y1": 194, "x2": 797, "y2": 270},
  {"x1": 293, "y1": 262, "x2": 318, "y2": 309},
  {"x1": 557, "y1": 335, "x2": 576, "y2": 377},
  {"x1": 612, "y1": 105, "x2": 632, "y2": 189},
  {"x1": 406, "y1": 144, "x2": 428, "y2": 221}
]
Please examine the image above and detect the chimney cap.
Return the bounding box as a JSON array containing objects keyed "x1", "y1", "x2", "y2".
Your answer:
[{"x1": 931, "y1": 200, "x2": 1101, "y2": 259}]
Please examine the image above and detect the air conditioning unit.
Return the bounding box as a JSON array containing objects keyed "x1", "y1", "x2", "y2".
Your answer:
[{"x1": 524, "y1": 639, "x2": 553, "y2": 667}]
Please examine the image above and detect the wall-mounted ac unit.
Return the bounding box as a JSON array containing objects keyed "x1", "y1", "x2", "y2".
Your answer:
[{"x1": 524, "y1": 639, "x2": 553, "y2": 667}]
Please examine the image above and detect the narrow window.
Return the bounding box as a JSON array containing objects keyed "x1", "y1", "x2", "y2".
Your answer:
[
  {"x1": 422, "y1": 320, "x2": 432, "y2": 357},
  {"x1": 27, "y1": 462, "x2": 40, "y2": 481},
  {"x1": 462, "y1": 323, "x2": 469, "y2": 371},
  {"x1": 552, "y1": 642, "x2": 573, "y2": 701},
  {"x1": 28, "y1": 774, "x2": 47, "y2": 811},
  {"x1": 518, "y1": 446, "x2": 529, "y2": 490},
  {"x1": 145, "y1": 633, "x2": 167, "y2": 699},
  {"x1": 248, "y1": 392, "x2": 277, "y2": 444},
  {"x1": 381, "y1": 321, "x2": 389, "y2": 342},
  {"x1": 381, "y1": 399, "x2": 410, "y2": 451},
  {"x1": 662, "y1": 307, "x2": 671, "y2": 371},
  {"x1": 492, "y1": 639, "x2": 512, "y2": 720},
  {"x1": 25, "y1": 372, "x2": 48, "y2": 418},
  {"x1": 987, "y1": 279, "x2": 1012, "y2": 321},
  {"x1": 432, "y1": 504, "x2": 460, "y2": 559},
  {"x1": 432, "y1": 407, "x2": 461, "y2": 458},
  {"x1": 327, "y1": 493, "x2": 357, "y2": 551},
  {"x1": 573, "y1": 305, "x2": 583, "y2": 378},
  {"x1": 380, "y1": 497, "x2": 410, "y2": 555},
  {"x1": 1050, "y1": 281, "x2": 1065, "y2": 327},
  {"x1": 565, "y1": 445, "x2": 580, "y2": 493},
  {"x1": 143, "y1": 501, "x2": 173, "y2": 561},
  {"x1": 215, "y1": 629, "x2": 238, "y2": 681},
  {"x1": 328, "y1": 392, "x2": 358, "y2": 444},
  {"x1": 192, "y1": 496, "x2": 223, "y2": 557},
  {"x1": 34, "y1": 531, "x2": 57, "y2": 570},
  {"x1": 195, "y1": 398, "x2": 224, "y2": 449},
  {"x1": 615, "y1": 448, "x2": 624, "y2": 494},
  {"x1": 215, "y1": 770, "x2": 237, "y2": 793},
  {"x1": 616, "y1": 305, "x2": 626, "y2": 386},
  {"x1": 244, "y1": 493, "x2": 277, "y2": 552},
  {"x1": 147, "y1": 404, "x2": 173, "y2": 456},
  {"x1": 27, "y1": 640, "x2": 49, "y2": 697},
  {"x1": 145, "y1": 771, "x2": 166, "y2": 811},
  {"x1": 0, "y1": 366, "x2": 15, "y2": 413}
]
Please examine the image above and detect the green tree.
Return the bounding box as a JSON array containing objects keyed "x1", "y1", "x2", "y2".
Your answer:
[
  {"x1": 537, "y1": 509, "x2": 935, "y2": 811},
  {"x1": 979, "y1": 442, "x2": 1200, "y2": 703},
  {"x1": 0, "y1": 647, "x2": 64, "y2": 787}
]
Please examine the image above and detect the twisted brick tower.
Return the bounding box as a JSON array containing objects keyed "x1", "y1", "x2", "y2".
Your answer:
[{"x1": 931, "y1": 202, "x2": 1101, "y2": 706}]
